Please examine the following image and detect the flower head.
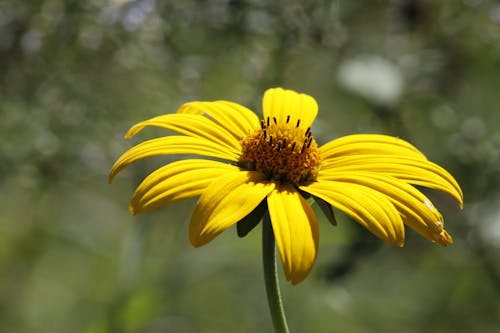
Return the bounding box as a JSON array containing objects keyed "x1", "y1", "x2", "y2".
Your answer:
[{"x1": 110, "y1": 88, "x2": 463, "y2": 285}]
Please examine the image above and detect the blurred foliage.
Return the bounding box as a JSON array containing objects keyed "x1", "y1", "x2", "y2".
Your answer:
[{"x1": 1, "y1": 0, "x2": 499, "y2": 332}]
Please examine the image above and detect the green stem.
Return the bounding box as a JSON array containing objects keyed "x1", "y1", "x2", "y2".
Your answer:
[{"x1": 262, "y1": 213, "x2": 290, "y2": 333}]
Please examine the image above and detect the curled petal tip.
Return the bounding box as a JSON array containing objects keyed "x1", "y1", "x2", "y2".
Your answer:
[
  {"x1": 128, "y1": 203, "x2": 137, "y2": 216},
  {"x1": 434, "y1": 230, "x2": 453, "y2": 246},
  {"x1": 124, "y1": 123, "x2": 142, "y2": 139},
  {"x1": 124, "y1": 130, "x2": 135, "y2": 139},
  {"x1": 441, "y1": 230, "x2": 453, "y2": 245},
  {"x1": 287, "y1": 272, "x2": 309, "y2": 285},
  {"x1": 189, "y1": 236, "x2": 203, "y2": 248},
  {"x1": 385, "y1": 239, "x2": 404, "y2": 247}
]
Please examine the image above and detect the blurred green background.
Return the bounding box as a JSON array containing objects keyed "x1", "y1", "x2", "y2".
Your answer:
[{"x1": 1, "y1": 1, "x2": 499, "y2": 332}]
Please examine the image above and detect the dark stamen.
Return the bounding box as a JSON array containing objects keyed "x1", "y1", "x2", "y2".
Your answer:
[
  {"x1": 273, "y1": 117, "x2": 277, "y2": 124},
  {"x1": 283, "y1": 139, "x2": 287, "y2": 149},
  {"x1": 260, "y1": 120, "x2": 265, "y2": 129},
  {"x1": 305, "y1": 127, "x2": 311, "y2": 137},
  {"x1": 269, "y1": 136, "x2": 273, "y2": 146},
  {"x1": 286, "y1": 115, "x2": 290, "y2": 123},
  {"x1": 263, "y1": 130, "x2": 267, "y2": 139},
  {"x1": 291, "y1": 142, "x2": 296, "y2": 151},
  {"x1": 267, "y1": 117, "x2": 270, "y2": 127},
  {"x1": 296, "y1": 119, "x2": 301, "y2": 127},
  {"x1": 307, "y1": 137, "x2": 313, "y2": 148}
]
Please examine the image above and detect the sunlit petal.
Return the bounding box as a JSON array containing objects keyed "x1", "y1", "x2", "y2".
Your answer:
[
  {"x1": 301, "y1": 180, "x2": 404, "y2": 246},
  {"x1": 320, "y1": 134, "x2": 426, "y2": 160},
  {"x1": 189, "y1": 171, "x2": 275, "y2": 247},
  {"x1": 126, "y1": 113, "x2": 241, "y2": 150},
  {"x1": 263, "y1": 87, "x2": 318, "y2": 129},
  {"x1": 267, "y1": 187, "x2": 319, "y2": 285},
  {"x1": 130, "y1": 159, "x2": 239, "y2": 215},
  {"x1": 317, "y1": 171, "x2": 452, "y2": 245},
  {"x1": 320, "y1": 155, "x2": 463, "y2": 207},
  {"x1": 177, "y1": 100, "x2": 260, "y2": 138},
  {"x1": 109, "y1": 136, "x2": 240, "y2": 182}
]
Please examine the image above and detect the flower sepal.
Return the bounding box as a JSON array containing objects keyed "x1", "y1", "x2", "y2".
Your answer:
[
  {"x1": 236, "y1": 200, "x2": 267, "y2": 238},
  {"x1": 314, "y1": 196, "x2": 337, "y2": 226}
]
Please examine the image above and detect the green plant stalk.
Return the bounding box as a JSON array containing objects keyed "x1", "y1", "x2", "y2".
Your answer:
[{"x1": 262, "y1": 213, "x2": 290, "y2": 333}]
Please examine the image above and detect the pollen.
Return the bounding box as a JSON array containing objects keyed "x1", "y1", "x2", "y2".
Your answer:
[{"x1": 240, "y1": 116, "x2": 321, "y2": 185}]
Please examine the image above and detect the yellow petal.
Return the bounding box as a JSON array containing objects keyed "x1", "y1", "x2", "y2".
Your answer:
[
  {"x1": 317, "y1": 171, "x2": 452, "y2": 245},
  {"x1": 262, "y1": 88, "x2": 318, "y2": 129},
  {"x1": 300, "y1": 180, "x2": 404, "y2": 246},
  {"x1": 320, "y1": 155, "x2": 463, "y2": 207},
  {"x1": 177, "y1": 100, "x2": 260, "y2": 139},
  {"x1": 129, "y1": 159, "x2": 239, "y2": 215},
  {"x1": 189, "y1": 171, "x2": 275, "y2": 247},
  {"x1": 267, "y1": 187, "x2": 319, "y2": 285},
  {"x1": 126, "y1": 113, "x2": 241, "y2": 150},
  {"x1": 320, "y1": 134, "x2": 426, "y2": 160},
  {"x1": 109, "y1": 136, "x2": 240, "y2": 182}
]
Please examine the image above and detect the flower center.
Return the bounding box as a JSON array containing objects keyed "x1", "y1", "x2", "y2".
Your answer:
[{"x1": 240, "y1": 116, "x2": 321, "y2": 185}]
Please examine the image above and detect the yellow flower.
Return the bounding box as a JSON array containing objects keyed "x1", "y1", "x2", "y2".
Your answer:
[{"x1": 110, "y1": 88, "x2": 463, "y2": 285}]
